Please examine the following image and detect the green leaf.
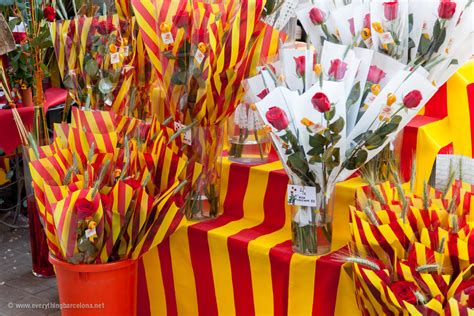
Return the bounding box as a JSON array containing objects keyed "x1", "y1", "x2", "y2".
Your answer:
[
  {"x1": 449, "y1": 59, "x2": 459, "y2": 66},
  {"x1": 7, "y1": 17, "x2": 20, "y2": 30},
  {"x1": 365, "y1": 134, "x2": 385, "y2": 150},
  {"x1": 377, "y1": 122, "x2": 399, "y2": 137},
  {"x1": 287, "y1": 151, "x2": 309, "y2": 174},
  {"x1": 417, "y1": 35, "x2": 431, "y2": 56},
  {"x1": 346, "y1": 82, "x2": 361, "y2": 108},
  {"x1": 324, "y1": 107, "x2": 336, "y2": 121},
  {"x1": 85, "y1": 59, "x2": 99, "y2": 77},
  {"x1": 322, "y1": 146, "x2": 335, "y2": 163},
  {"x1": 433, "y1": 19, "x2": 441, "y2": 39},
  {"x1": 98, "y1": 78, "x2": 114, "y2": 94},
  {"x1": 309, "y1": 155, "x2": 322, "y2": 164},
  {"x1": 307, "y1": 147, "x2": 324, "y2": 156},
  {"x1": 391, "y1": 115, "x2": 402, "y2": 125},
  {"x1": 346, "y1": 149, "x2": 368, "y2": 170},
  {"x1": 433, "y1": 28, "x2": 446, "y2": 53},
  {"x1": 171, "y1": 71, "x2": 187, "y2": 85},
  {"x1": 309, "y1": 133, "x2": 327, "y2": 147},
  {"x1": 329, "y1": 117, "x2": 345, "y2": 134}
]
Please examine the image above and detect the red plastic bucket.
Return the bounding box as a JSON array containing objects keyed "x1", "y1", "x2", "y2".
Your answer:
[{"x1": 49, "y1": 255, "x2": 138, "y2": 315}]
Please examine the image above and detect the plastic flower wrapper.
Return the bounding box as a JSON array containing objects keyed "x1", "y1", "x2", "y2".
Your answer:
[
  {"x1": 280, "y1": 43, "x2": 318, "y2": 93},
  {"x1": 296, "y1": 1, "x2": 341, "y2": 50},
  {"x1": 446, "y1": 264, "x2": 474, "y2": 311},
  {"x1": 370, "y1": 0, "x2": 409, "y2": 62},
  {"x1": 50, "y1": 15, "x2": 128, "y2": 110},
  {"x1": 413, "y1": 0, "x2": 468, "y2": 68},
  {"x1": 351, "y1": 250, "x2": 449, "y2": 315},
  {"x1": 50, "y1": 188, "x2": 106, "y2": 264},
  {"x1": 260, "y1": 0, "x2": 299, "y2": 31}
]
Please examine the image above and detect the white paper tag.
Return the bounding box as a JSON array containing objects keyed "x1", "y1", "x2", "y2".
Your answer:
[
  {"x1": 85, "y1": 227, "x2": 96, "y2": 238},
  {"x1": 195, "y1": 50, "x2": 205, "y2": 64},
  {"x1": 174, "y1": 122, "x2": 192, "y2": 145},
  {"x1": 365, "y1": 92, "x2": 377, "y2": 106},
  {"x1": 123, "y1": 46, "x2": 130, "y2": 56},
  {"x1": 380, "y1": 32, "x2": 395, "y2": 45},
  {"x1": 104, "y1": 98, "x2": 113, "y2": 106},
  {"x1": 161, "y1": 32, "x2": 174, "y2": 44},
  {"x1": 363, "y1": 37, "x2": 373, "y2": 48},
  {"x1": 287, "y1": 185, "x2": 317, "y2": 207},
  {"x1": 110, "y1": 52, "x2": 120, "y2": 64}
]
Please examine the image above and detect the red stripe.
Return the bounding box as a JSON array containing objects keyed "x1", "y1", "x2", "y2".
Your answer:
[
  {"x1": 229, "y1": 170, "x2": 287, "y2": 316},
  {"x1": 269, "y1": 240, "x2": 293, "y2": 316},
  {"x1": 313, "y1": 250, "x2": 343, "y2": 315},
  {"x1": 137, "y1": 258, "x2": 151, "y2": 316},
  {"x1": 158, "y1": 239, "x2": 178, "y2": 316},
  {"x1": 400, "y1": 115, "x2": 439, "y2": 181},
  {"x1": 467, "y1": 83, "x2": 474, "y2": 157},
  {"x1": 188, "y1": 163, "x2": 251, "y2": 316},
  {"x1": 424, "y1": 83, "x2": 447, "y2": 118}
]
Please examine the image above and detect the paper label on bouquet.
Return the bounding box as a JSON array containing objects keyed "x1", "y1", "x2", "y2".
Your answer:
[
  {"x1": 365, "y1": 92, "x2": 377, "y2": 106},
  {"x1": 174, "y1": 122, "x2": 192, "y2": 145},
  {"x1": 85, "y1": 227, "x2": 96, "y2": 238},
  {"x1": 104, "y1": 98, "x2": 113, "y2": 106},
  {"x1": 161, "y1": 32, "x2": 174, "y2": 44},
  {"x1": 287, "y1": 185, "x2": 317, "y2": 207},
  {"x1": 363, "y1": 37, "x2": 373, "y2": 48},
  {"x1": 110, "y1": 52, "x2": 120, "y2": 64},
  {"x1": 123, "y1": 46, "x2": 130, "y2": 56},
  {"x1": 195, "y1": 50, "x2": 205, "y2": 64},
  {"x1": 380, "y1": 32, "x2": 395, "y2": 45}
]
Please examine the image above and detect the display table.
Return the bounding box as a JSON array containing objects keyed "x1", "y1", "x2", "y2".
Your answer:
[
  {"x1": 137, "y1": 159, "x2": 364, "y2": 316},
  {"x1": 0, "y1": 87, "x2": 68, "y2": 155}
]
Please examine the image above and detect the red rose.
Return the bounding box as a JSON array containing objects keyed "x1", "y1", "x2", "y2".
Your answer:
[
  {"x1": 97, "y1": 20, "x2": 115, "y2": 36},
  {"x1": 367, "y1": 65, "x2": 386, "y2": 84},
  {"x1": 403, "y1": 90, "x2": 423, "y2": 108},
  {"x1": 311, "y1": 92, "x2": 331, "y2": 113},
  {"x1": 454, "y1": 279, "x2": 474, "y2": 308},
  {"x1": 383, "y1": 1, "x2": 399, "y2": 21},
  {"x1": 43, "y1": 6, "x2": 56, "y2": 22},
  {"x1": 257, "y1": 88, "x2": 270, "y2": 100},
  {"x1": 12, "y1": 32, "x2": 26, "y2": 44},
  {"x1": 75, "y1": 198, "x2": 96, "y2": 218},
  {"x1": 294, "y1": 56, "x2": 306, "y2": 77},
  {"x1": 390, "y1": 281, "x2": 418, "y2": 305},
  {"x1": 309, "y1": 7, "x2": 325, "y2": 25},
  {"x1": 438, "y1": 0, "x2": 456, "y2": 20},
  {"x1": 173, "y1": 12, "x2": 191, "y2": 28},
  {"x1": 266, "y1": 107, "x2": 289, "y2": 131},
  {"x1": 328, "y1": 59, "x2": 348, "y2": 81},
  {"x1": 363, "y1": 13, "x2": 371, "y2": 29}
]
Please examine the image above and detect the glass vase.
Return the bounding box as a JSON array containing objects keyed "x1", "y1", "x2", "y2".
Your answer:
[
  {"x1": 291, "y1": 191, "x2": 332, "y2": 256},
  {"x1": 22, "y1": 147, "x2": 55, "y2": 277},
  {"x1": 228, "y1": 103, "x2": 271, "y2": 164},
  {"x1": 183, "y1": 124, "x2": 224, "y2": 221}
]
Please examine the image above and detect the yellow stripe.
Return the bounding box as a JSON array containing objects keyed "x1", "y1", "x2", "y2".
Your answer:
[
  {"x1": 288, "y1": 254, "x2": 316, "y2": 315},
  {"x1": 334, "y1": 262, "x2": 361, "y2": 316},
  {"x1": 142, "y1": 250, "x2": 167, "y2": 316}
]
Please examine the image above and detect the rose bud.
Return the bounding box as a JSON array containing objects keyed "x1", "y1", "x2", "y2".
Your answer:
[
  {"x1": 309, "y1": 7, "x2": 325, "y2": 25},
  {"x1": 294, "y1": 56, "x2": 306, "y2": 78},
  {"x1": 314, "y1": 64, "x2": 322, "y2": 76},
  {"x1": 438, "y1": 0, "x2": 456, "y2": 20},
  {"x1": 75, "y1": 198, "x2": 96, "y2": 219},
  {"x1": 383, "y1": 1, "x2": 399, "y2": 21},
  {"x1": 328, "y1": 59, "x2": 348, "y2": 81},
  {"x1": 348, "y1": 18, "x2": 355, "y2": 36},
  {"x1": 372, "y1": 22, "x2": 384, "y2": 33},
  {"x1": 390, "y1": 281, "x2": 418, "y2": 305},
  {"x1": 367, "y1": 65, "x2": 386, "y2": 84},
  {"x1": 266, "y1": 107, "x2": 289, "y2": 131},
  {"x1": 311, "y1": 92, "x2": 331, "y2": 113},
  {"x1": 371, "y1": 84, "x2": 381, "y2": 96},
  {"x1": 256, "y1": 88, "x2": 270, "y2": 100},
  {"x1": 363, "y1": 13, "x2": 371, "y2": 29},
  {"x1": 403, "y1": 90, "x2": 423, "y2": 108},
  {"x1": 43, "y1": 5, "x2": 56, "y2": 22}
]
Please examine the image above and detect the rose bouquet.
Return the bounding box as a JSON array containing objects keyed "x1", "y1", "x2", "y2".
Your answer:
[
  {"x1": 50, "y1": 15, "x2": 135, "y2": 113},
  {"x1": 135, "y1": 0, "x2": 283, "y2": 220},
  {"x1": 248, "y1": 0, "x2": 473, "y2": 255},
  {"x1": 26, "y1": 107, "x2": 196, "y2": 263},
  {"x1": 342, "y1": 156, "x2": 474, "y2": 314}
]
